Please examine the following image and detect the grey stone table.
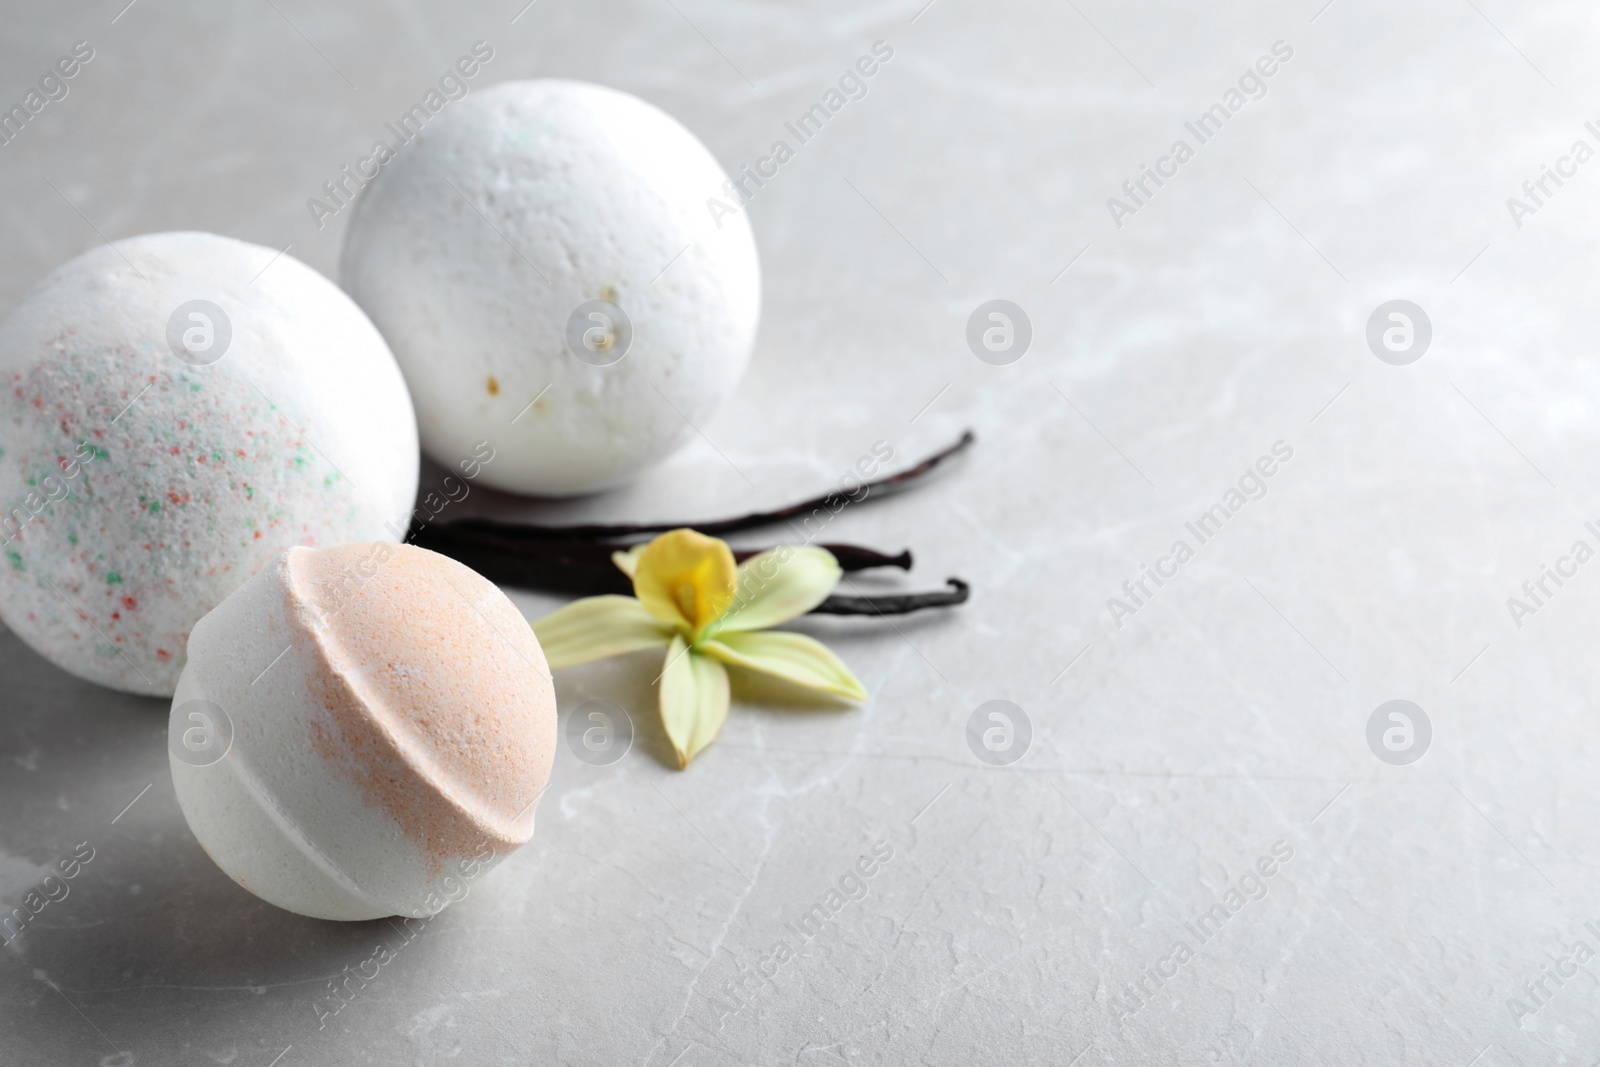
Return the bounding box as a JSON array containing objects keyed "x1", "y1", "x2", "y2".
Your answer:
[{"x1": 4, "y1": 0, "x2": 1600, "y2": 1063}]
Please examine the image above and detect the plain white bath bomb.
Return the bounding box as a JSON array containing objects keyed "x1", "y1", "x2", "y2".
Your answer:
[
  {"x1": 0, "y1": 233, "x2": 418, "y2": 696},
  {"x1": 169, "y1": 542, "x2": 557, "y2": 921},
  {"x1": 340, "y1": 79, "x2": 761, "y2": 496}
]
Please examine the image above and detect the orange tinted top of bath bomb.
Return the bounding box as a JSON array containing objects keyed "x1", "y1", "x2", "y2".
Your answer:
[{"x1": 284, "y1": 542, "x2": 556, "y2": 872}]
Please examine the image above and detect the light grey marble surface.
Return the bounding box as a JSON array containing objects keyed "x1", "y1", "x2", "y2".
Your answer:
[{"x1": 5, "y1": 0, "x2": 1600, "y2": 1064}]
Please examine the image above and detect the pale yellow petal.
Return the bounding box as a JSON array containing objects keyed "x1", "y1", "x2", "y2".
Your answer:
[
  {"x1": 531, "y1": 595, "x2": 673, "y2": 670},
  {"x1": 659, "y1": 637, "x2": 731, "y2": 768},
  {"x1": 699, "y1": 630, "x2": 867, "y2": 702},
  {"x1": 714, "y1": 545, "x2": 842, "y2": 635},
  {"x1": 612, "y1": 543, "x2": 646, "y2": 579},
  {"x1": 632, "y1": 528, "x2": 737, "y2": 635}
]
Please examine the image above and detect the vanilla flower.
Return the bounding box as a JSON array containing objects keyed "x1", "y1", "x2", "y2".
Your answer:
[{"x1": 532, "y1": 529, "x2": 867, "y2": 767}]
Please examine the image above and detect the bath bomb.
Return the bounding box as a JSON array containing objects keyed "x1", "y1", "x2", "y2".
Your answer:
[
  {"x1": 0, "y1": 232, "x2": 418, "y2": 695},
  {"x1": 169, "y1": 542, "x2": 556, "y2": 921},
  {"x1": 340, "y1": 79, "x2": 760, "y2": 497}
]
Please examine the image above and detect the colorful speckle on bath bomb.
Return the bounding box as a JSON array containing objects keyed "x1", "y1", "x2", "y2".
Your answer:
[{"x1": 0, "y1": 232, "x2": 418, "y2": 695}]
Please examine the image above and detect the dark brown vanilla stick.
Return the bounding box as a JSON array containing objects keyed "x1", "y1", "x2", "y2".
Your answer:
[
  {"x1": 411, "y1": 429, "x2": 976, "y2": 544},
  {"x1": 813, "y1": 579, "x2": 970, "y2": 615},
  {"x1": 407, "y1": 430, "x2": 975, "y2": 614},
  {"x1": 412, "y1": 521, "x2": 960, "y2": 614},
  {"x1": 408, "y1": 524, "x2": 913, "y2": 596},
  {"x1": 411, "y1": 525, "x2": 964, "y2": 615}
]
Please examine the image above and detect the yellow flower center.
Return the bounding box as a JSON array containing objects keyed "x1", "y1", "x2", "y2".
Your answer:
[{"x1": 630, "y1": 528, "x2": 737, "y2": 639}]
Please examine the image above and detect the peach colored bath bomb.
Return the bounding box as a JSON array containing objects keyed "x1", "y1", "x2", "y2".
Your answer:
[
  {"x1": 340, "y1": 79, "x2": 761, "y2": 496},
  {"x1": 0, "y1": 232, "x2": 418, "y2": 695},
  {"x1": 168, "y1": 542, "x2": 556, "y2": 920}
]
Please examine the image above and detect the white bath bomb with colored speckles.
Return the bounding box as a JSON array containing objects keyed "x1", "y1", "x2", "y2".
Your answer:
[
  {"x1": 0, "y1": 232, "x2": 418, "y2": 696},
  {"x1": 339, "y1": 79, "x2": 761, "y2": 497}
]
